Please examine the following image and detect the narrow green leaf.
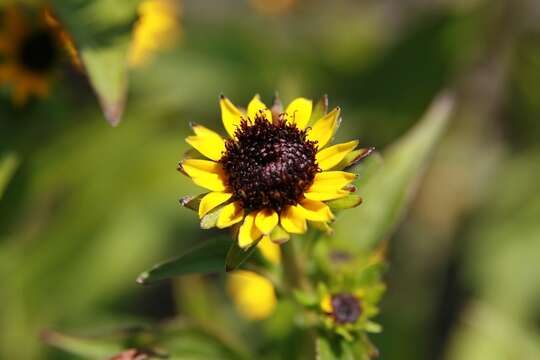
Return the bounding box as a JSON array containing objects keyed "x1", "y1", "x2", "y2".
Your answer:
[
  {"x1": 0, "y1": 152, "x2": 18, "y2": 200},
  {"x1": 225, "y1": 238, "x2": 261, "y2": 272},
  {"x1": 50, "y1": 1, "x2": 137, "y2": 125},
  {"x1": 80, "y1": 43, "x2": 130, "y2": 126},
  {"x1": 333, "y1": 92, "x2": 455, "y2": 250},
  {"x1": 137, "y1": 238, "x2": 230, "y2": 284},
  {"x1": 42, "y1": 330, "x2": 123, "y2": 359}
]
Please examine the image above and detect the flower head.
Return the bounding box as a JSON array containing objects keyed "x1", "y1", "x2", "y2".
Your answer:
[
  {"x1": 180, "y1": 94, "x2": 362, "y2": 249},
  {"x1": 0, "y1": 5, "x2": 59, "y2": 104}
]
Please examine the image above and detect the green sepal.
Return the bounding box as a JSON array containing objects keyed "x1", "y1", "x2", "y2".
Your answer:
[
  {"x1": 200, "y1": 205, "x2": 225, "y2": 229},
  {"x1": 310, "y1": 94, "x2": 329, "y2": 126},
  {"x1": 326, "y1": 195, "x2": 363, "y2": 210},
  {"x1": 269, "y1": 224, "x2": 290, "y2": 244},
  {"x1": 179, "y1": 193, "x2": 206, "y2": 212}
]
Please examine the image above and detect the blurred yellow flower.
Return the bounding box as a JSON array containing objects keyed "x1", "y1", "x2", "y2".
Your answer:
[
  {"x1": 129, "y1": 0, "x2": 182, "y2": 67},
  {"x1": 227, "y1": 270, "x2": 276, "y2": 320},
  {"x1": 0, "y1": 5, "x2": 58, "y2": 104}
]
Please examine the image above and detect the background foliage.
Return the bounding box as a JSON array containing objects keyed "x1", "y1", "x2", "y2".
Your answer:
[{"x1": 1, "y1": 0, "x2": 540, "y2": 359}]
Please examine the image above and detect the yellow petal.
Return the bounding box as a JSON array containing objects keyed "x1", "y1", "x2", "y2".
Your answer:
[
  {"x1": 186, "y1": 124, "x2": 226, "y2": 161},
  {"x1": 198, "y1": 191, "x2": 232, "y2": 218},
  {"x1": 309, "y1": 171, "x2": 356, "y2": 192},
  {"x1": 191, "y1": 175, "x2": 226, "y2": 191},
  {"x1": 181, "y1": 159, "x2": 227, "y2": 191},
  {"x1": 227, "y1": 270, "x2": 276, "y2": 320},
  {"x1": 182, "y1": 159, "x2": 222, "y2": 177},
  {"x1": 258, "y1": 235, "x2": 281, "y2": 265},
  {"x1": 280, "y1": 206, "x2": 307, "y2": 234},
  {"x1": 316, "y1": 140, "x2": 359, "y2": 170},
  {"x1": 320, "y1": 294, "x2": 332, "y2": 313},
  {"x1": 296, "y1": 199, "x2": 334, "y2": 222},
  {"x1": 284, "y1": 97, "x2": 312, "y2": 129},
  {"x1": 255, "y1": 208, "x2": 279, "y2": 235},
  {"x1": 217, "y1": 202, "x2": 244, "y2": 228},
  {"x1": 238, "y1": 212, "x2": 263, "y2": 248},
  {"x1": 307, "y1": 107, "x2": 341, "y2": 149},
  {"x1": 303, "y1": 190, "x2": 349, "y2": 201},
  {"x1": 220, "y1": 95, "x2": 244, "y2": 138},
  {"x1": 247, "y1": 94, "x2": 272, "y2": 122}
]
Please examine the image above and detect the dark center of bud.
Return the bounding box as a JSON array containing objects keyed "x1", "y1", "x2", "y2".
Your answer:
[
  {"x1": 16, "y1": 29, "x2": 58, "y2": 73},
  {"x1": 220, "y1": 113, "x2": 319, "y2": 212},
  {"x1": 331, "y1": 293, "x2": 362, "y2": 324}
]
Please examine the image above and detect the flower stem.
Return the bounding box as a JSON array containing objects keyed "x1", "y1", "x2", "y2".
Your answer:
[{"x1": 281, "y1": 239, "x2": 308, "y2": 291}]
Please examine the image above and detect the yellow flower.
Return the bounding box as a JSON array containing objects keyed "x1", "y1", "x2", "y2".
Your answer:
[
  {"x1": 227, "y1": 270, "x2": 276, "y2": 320},
  {"x1": 180, "y1": 94, "x2": 360, "y2": 249},
  {"x1": 0, "y1": 5, "x2": 59, "y2": 105},
  {"x1": 129, "y1": 0, "x2": 182, "y2": 68}
]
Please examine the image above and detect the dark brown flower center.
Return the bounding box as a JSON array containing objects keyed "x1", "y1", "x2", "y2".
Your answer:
[
  {"x1": 331, "y1": 294, "x2": 362, "y2": 324},
  {"x1": 16, "y1": 29, "x2": 57, "y2": 73},
  {"x1": 219, "y1": 114, "x2": 319, "y2": 212}
]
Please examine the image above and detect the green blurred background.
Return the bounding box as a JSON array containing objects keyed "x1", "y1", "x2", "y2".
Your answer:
[{"x1": 1, "y1": 0, "x2": 540, "y2": 358}]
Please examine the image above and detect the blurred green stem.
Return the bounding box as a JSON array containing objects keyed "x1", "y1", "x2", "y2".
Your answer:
[{"x1": 281, "y1": 240, "x2": 308, "y2": 292}]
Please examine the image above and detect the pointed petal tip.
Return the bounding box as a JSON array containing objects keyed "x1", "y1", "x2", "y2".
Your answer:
[
  {"x1": 102, "y1": 100, "x2": 125, "y2": 127},
  {"x1": 177, "y1": 162, "x2": 187, "y2": 175},
  {"x1": 136, "y1": 273, "x2": 148, "y2": 285}
]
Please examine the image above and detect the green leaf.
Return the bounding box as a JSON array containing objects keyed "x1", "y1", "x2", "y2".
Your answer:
[
  {"x1": 225, "y1": 238, "x2": 261, "y2": 272},
  {"x1": 80, "y1": 44, "x2": 131, "y2": 126},
  {"x1": 332, "y1": 92, "x2": 455, "y2": 249},
  {"x1": 137, "y1": 238, "x2": 230, "y2": 284},
  {"x1": 0, "y1": 152, "x2": 18, "y2": 200},
  {"x1": 50, "y1": 1, "x2": 137, "y2": 126},
  {"x1": 42, "y1": 330, "x2": 124, "y2": 359}
]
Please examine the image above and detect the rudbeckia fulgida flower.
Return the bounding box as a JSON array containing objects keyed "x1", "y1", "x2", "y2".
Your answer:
[{"x1": 179, "y1": 95, "x2": 364, "y2": 249}]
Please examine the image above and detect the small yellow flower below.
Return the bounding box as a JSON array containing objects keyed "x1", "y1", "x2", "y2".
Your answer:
[{"x1": 227, "y1": 270, "x2": 276, "y2": 320}]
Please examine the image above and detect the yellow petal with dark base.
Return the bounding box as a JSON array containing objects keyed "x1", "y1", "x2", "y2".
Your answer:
[
  {"x1": 247, "y1": 94, "x2": 272, "y2": 122},
  {"x1": 186, "y1": 125, "x2": 226, "y2": 161},
  {"x1": 296, "y1": 199, "x2": 334, "y2": 222},
  {"x1": 198, "y1": 191, "x2": 232, "y2": 218},
  {"x1": 308, "y1": 107, "x2": 340, "y2": 149},
  {"x1": 255, "y1": 208, "x2": 279, "y2": 234},
  {"x1": 239, "y1": 212, "x2": 263, "y2": 248},
  {"x1": 217, "y1": 202, "x2": 244, "y2": 228},
  {"x1": 285, "y1": 97, "x2": 312, "y2": 129},
  {"x1": 182, "y1": 159, "x2": 227, "y2": 191},
  {"x1": 316, "y1": 140, "x2": 359, "y2": 170},
  {"x1": 280, "y1": 206, "x2": 307, "y2": 234},
  {"x1": 220, "y1": 95, "x2": 244, "y2": 138},
  {"x1": 182, "y1": 159, "x2": 222, "y2": 177}
]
